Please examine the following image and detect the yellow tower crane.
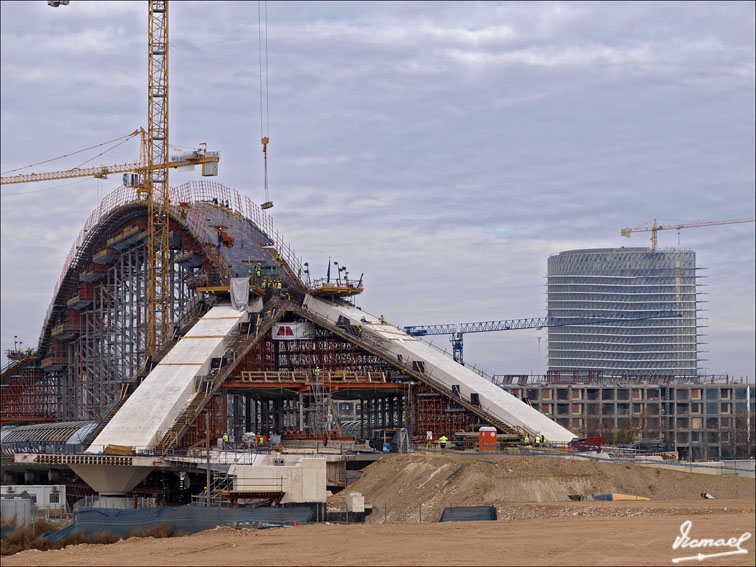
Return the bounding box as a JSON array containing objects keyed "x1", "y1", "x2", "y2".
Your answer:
[
  {"x1": 621, "y1": 218, "x2": 755, "y2": 251},
  {"x1": 19, "y1": 0, "x2": 215, "y2": 357}
]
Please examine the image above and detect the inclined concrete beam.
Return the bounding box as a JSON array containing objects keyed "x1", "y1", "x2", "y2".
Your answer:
[{"x1": 304, "y1": 295, "x2": 575, "y2": 442}]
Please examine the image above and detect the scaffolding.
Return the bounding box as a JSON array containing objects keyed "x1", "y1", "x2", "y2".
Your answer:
[{"x1": 18, "y1": 181, "x2": 296, "y2": 423}]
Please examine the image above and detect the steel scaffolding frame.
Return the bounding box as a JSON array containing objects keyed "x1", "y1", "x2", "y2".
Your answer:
[{"x1": 53, "y1": 223, "x2": 196, "y2": 420}]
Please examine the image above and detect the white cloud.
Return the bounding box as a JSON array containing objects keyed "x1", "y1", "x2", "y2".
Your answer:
[{"x1": 1, "y1": 1, "x2": 754, "y2": 380}]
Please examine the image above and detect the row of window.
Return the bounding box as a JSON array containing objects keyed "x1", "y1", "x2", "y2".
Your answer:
[{"x1": 529, "y1": 401, "x2": 751, "y2": 416}]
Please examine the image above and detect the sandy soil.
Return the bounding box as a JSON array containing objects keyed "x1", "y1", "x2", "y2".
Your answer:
[
  {"x1": 4, "y1": 500, "x2": 754, "y2": 566},
  {"x1": 344, "y1": 453, "x2": 755, "y2": 523}
]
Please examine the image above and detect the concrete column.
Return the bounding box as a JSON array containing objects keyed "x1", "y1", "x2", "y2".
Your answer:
[
  {"x1": 299, "y1": 392, "x2": 304, "y2": 431},
  {"x1": 360, "y1": 399, "x2": 365, "y2": 440}
]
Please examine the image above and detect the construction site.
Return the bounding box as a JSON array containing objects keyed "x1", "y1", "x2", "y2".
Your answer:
[{"x1": 1, "y1": 1, "x2": 755, "y2": 564}]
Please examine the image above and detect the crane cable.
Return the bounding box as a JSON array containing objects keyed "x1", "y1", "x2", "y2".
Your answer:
[
  {"x1": 0, "y1": 129, "x2": 141, "y2": 176},
  {"x1": 258, "y1": 0, "x2": 273, "y2": 209}
]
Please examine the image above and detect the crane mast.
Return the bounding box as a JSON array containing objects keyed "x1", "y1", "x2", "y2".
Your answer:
[{"x1": 145, "y1": 0, "x2": 170, "y2": 355}]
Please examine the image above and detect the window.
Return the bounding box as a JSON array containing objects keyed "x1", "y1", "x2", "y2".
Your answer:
[
  {"x1": 734, "y1": 388, "x2": 747, "y2": 400},
  {"x1": 691, "y1": 417, "x2": 703, "y2": 430},
  {"x1": 720, "y1": 389, "x2": 731, "y2": 400},
  {"x1": 720, "y1": 403, "x2": 731, "y2": 414},
  {"x1": 676, "y1": 389, "x2": 690, "y2": 401},
  {"x1": 49, "y1": 492, "x2": 59, "y2": 504},
  {"x1": 706, "y1": 389, "x2": 719, "y2": 401},
  {"x1": 706, "y1": 402, "x2": 718, "y2": 415},
  {"x1": 602, "y1": 389, "x2": 615, "y2": 401},
  {"x1": 632, "y1": 403, "x2": 642, "y2": 414},
  {"x1": 571, "y1": 404, "x2": 582, "y2": 415},
  {"x1": 691, "y1": 403, "x2": 702, "y2": 414},
  {"x1": 571, "y1": 389, "x2": 582, "y2": 400},
  {"x1": 691, "y1": 389, "x2": 702, "y2": 400},
  {"x1": 706, "y1": 417, "x2": 719, "y2": 429}
]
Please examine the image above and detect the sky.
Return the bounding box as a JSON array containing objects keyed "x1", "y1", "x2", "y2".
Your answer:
[{"x1": 1, "y1": 1, "x2": 754, "y2": 380}]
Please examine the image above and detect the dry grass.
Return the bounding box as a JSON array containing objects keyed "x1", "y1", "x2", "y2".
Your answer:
[
  {"x1": 1, "y1": 519, "x2": 173, "y2": 557},
  {"x1": 126, "y1": 523, "x2": 173, "y2": 539}
]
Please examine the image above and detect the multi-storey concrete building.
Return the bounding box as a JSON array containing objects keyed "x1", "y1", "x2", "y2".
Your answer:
[
  {"x1": 547, "y1": 248, "x2": 701, "y2": 376},
  {"x1": 498, "y1": 373, "x2": 754, "y2": 461}
]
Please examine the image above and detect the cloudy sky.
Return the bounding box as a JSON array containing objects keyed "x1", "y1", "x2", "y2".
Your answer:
[{"x1": 1, "y1": 1, "x2": 754, "y2": 380}]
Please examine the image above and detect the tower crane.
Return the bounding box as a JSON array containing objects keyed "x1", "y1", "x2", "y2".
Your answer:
[
  {"x1": 404, "y1": 311, "x2": 680, "y2": 364},
  {"x1": 621, "y1": 218, "x2": 755, "y2": 251},
  {"x1": 19, "y1": 0, "x2": 213, "y2": 356}
]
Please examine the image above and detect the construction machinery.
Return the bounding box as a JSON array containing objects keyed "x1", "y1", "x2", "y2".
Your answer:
[
  {"x1": 621, "y1": 218, "x2": 755, "y2": 251},
  {"x1": 0, "y1": 129, "x2": 219, "y2": 186},
  {"x1": 5, "y1": 0, "x2": 215, "y2": 357},
  {"x1": 404, "y1": 311, "x2": 680, "y2": 364}
]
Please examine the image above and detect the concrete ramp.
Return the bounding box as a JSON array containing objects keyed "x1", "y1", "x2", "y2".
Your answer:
[
  {"x1": 87, "y1": 305, "x2": 247, "y2": 453},
  {"x1": 303, "y1": 296, "x2": 574, "y2": 443}
]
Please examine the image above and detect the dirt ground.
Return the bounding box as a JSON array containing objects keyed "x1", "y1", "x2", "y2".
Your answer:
[
  {"x1": 4, "y1": 454, "x2": 755, "y2": 566},
  {"x1": 344, "y1": 453, "x2": 755, "y2": 523},
  {"x1": 4, "y1": 500, "x2": 754, "y2": 566}
]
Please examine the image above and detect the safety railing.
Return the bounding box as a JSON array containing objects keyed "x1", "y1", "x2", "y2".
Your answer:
[{"x1": 39, "y1": 180, "x2": 305, "y2": 353}]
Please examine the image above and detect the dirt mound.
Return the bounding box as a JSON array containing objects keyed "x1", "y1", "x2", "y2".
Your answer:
[{"x1": 342, "y1": 453, "x2": 754, "y2": 523}]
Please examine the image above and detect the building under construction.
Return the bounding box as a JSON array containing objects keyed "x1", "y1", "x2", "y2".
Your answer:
[
  {"x1": 547, "y1": 248, "x2": 702, "y2": 376},
  {"x1": 1, "y1": 182, "x2": 575, "y2": 500}
]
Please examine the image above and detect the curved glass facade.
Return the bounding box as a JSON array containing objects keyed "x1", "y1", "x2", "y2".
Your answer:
[{"x1": 547, "y1": 248, "x2": 702, "y2": 376}]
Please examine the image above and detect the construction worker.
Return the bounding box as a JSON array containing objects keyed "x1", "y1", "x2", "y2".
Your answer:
[
  {"x1": 276, "y1": 253, "x2": 283, "y2": 262},
  {"x1": 360, "y1": 315, "x2": 367, "y2": 323},
  {"x1": 380, "y1": 314, "x2": 386, "y2": 324},
  {"x1": 523, "y1": 433, "x2": 530, "y2": 445},
  {"x1": 222, "y1": 432, "x2": 229, "y2": 448},
  {"x1": 535, "y1": 434, "x2": 541, "y2": 446},
  {"x1": 439, "y1": 435, "x2": 448, "y2": 450},
  {"x1": 541, "y1": 434, "x2": 547, "y2": 446},
  {"x1": 314, "y1": 367, "x2": 320, "y2": 381}
]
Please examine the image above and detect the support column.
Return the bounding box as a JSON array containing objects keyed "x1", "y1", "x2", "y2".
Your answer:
[
  {"x1": 245, "y1": 395, "x2": 252, "y2": 433},
  {"x1": 299, "y1": 392, "x2": 304, "y2": 431}
]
